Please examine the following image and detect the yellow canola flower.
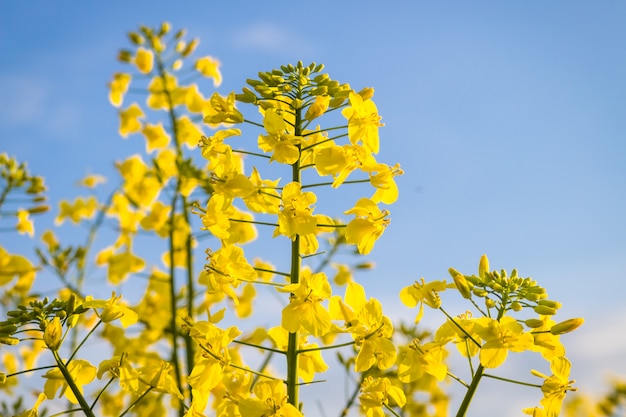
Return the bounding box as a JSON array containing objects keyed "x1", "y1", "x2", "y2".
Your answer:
[
  {"x1": 342, "y1": 91, "x2": 384, "y2": 154},
  {"x1": 187, "y1": 321, "x2": 241, "y2": 393},
  {"x1": 203, "y1": 92, "x2": 244, "y2": 124},
  {"x1": 201, "y1": 244, "x2": 257, "y2": 306},
  {"x1": 134, "y1": 47, "x2": 153, "y2": 74},
  {"x1": 476, "y1": 316, "x2": 534, "y2": 368},
  {"x1": 83, "y1": 292, "x2": 139, "y2": 328},
  {"x1": 368, "y1": 163, "x2": 403, "y2": 205},
  {"x1": 175, "y1": 115, "x2": 204, "y2": 148},
  {"x1": 79, "y1": 174, "x2": 106, "y2": 188},
  {"x1": 195, "y1": 56, "x2": 222, "y2": 86},
  {"x1": 108, "y1": 73, "x2": 131, "y2": 107},
  {"x1": 258, "y1": 109, "x2": 301, "y2": 164},
  {"x1": 43, "y1": 359, "x2": 96, "y2": 404},
  {"x1": 141, "y1": 122, "x2": 170, "y2": 153},
  {"x1": 359, "y1": 376, "x2": 406, "y2": 417},
  {"x1": 243, "y1": 167, "x2": 281, "y2": 215},
  {"x1": 96, "y1": 247, "x2": 146, "y2": 285},
  {"x1": 329, "y1": 282, "x2": 396, "y2": 372},
  {"x1": 397, "y1": 338, "x2": 448, "y2": 383},
  {"x1": 304, "y1": 95, "x2": 330, "y2": 121},
  {"x1": 277, "y1": 268, "x2": 332, "y2": 337},
  {"x1": 435, "y1": 311, "x2": 483, "y2": 358},
  {"x1": 16, "y1": 209, "x2": 34, "y2": 236},
  {"x1": 276, "y1": 182, "x2": 317, "y2": 240},
  {"x1": 97, "y1": 355, "x2": 139, "y2": 394},
  {"x1": 268, "y1": 326, "x2": 329, "y2": 383},
  {"x1": 55, "y1": 196, "x2": 98, "y2": 225},
  {"x1": 239, "y1": 379, "x2": 304, "y2": 417},
  {"x1": 147, "y1": 74, "x2": 183, "y2": 110},
  {"x1": 344, "y1": 198, "x2": 389, "y2": 255},
  {"x1": 16, "y1": 392, "x2": 46, "y2": 417},
  {"x1": 531, "y1": 356, "x2": 577, "y2": 417},
  {"x1": 399, "y1": 278, "x2": 447, "y2": 324},
  {"x1": 0, "y1": 246, "x2": 36, "y2": 290},
  {"x1": 119, "y1": 103, "x2": 145, "y2": 138}
]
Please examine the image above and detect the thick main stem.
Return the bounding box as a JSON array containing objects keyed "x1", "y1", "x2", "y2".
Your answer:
[
  {"x1": 455, "y1": 364, "x2": 484, "y2": 417},
  {"x1": 286, "y1": 92, "x2": 304, "y2": 408}
]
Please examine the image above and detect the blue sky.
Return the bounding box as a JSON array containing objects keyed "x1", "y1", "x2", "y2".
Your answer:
[{"x1": 1, "y1": 2, "x2": 626, "y2": 415}]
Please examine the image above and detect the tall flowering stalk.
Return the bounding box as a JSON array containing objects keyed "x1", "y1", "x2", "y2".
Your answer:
[{"x1": 0, "y1": 23, "x2": 586, "y2": 417}]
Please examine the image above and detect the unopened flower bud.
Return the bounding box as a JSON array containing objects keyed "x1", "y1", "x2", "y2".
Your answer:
[
  {"x1": 525, "y1": 319, "x2": 544, "y2": 328},
  {"x1": 118, "y1": 50, "x2": 133, "y2": 63},
  {"x1": 485, "y1": 298, "x2": 496, "y2": 308},
  {"x1": 452, "y1": 274, "x2": 472, "y2": 299},
  {"x1": 43, "y1": 317, "x2": 63, "y2": 351},
  {"x1": 0, "y1": 373, "x2": 6, "y2": 385},
  {"x1": 0, "y1": 336, "x2": 19, "y2": 345},
  {"x1": 510, "y1": 301, "x2": 523, "y2": 311},
  {"x1": 357, "y1": 87, "x2": 375, "y2": 100},
  {"x1": 534, "y1": 305, "x2": 558, "y2": 316},
  {"x1": 537, "y1": 299, "x2": 562, "y2": 309},
  {"x1": 28, "y1": 205, "x2": 50, "y2": 214},
  {"x1": 128, "y1": 32, "x2": 144, "y2": 45},
  {"x1": 550, "y1": 318, "x2": 584, "y2": 335},
  {"x1": 478, "y1": 254, "x2": 490, "y2": 278}
]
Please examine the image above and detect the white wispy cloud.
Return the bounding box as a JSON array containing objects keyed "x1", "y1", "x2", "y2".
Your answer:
[{"x1": 232, "y1": 22, "x2": 316, "y2": 55}]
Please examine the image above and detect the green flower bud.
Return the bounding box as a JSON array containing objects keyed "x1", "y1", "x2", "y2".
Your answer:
[
  {"x1": 525, "y1": 319, "x2": 544, "y2": 328},
  {"x1": 534, "y1": 305, "x2": 558, "y2": 316},
  {"x1": 452, "y1": 274, "x2": 472, "y2": 299},
  {"x1": 510, "y1": 301, "x2": 523, "y2": 311},
  {"x1": 485, "y1": 298, "x2": 496, "y2": 308},
  {"x1": 357, "y1": 87, "x2": 375, "y2": 100},
  {"x1": 43, "y1": 317, "x2": 63, "y2": 351},
  {"x1": 118, "y1": 50, "x2": 133, "y2": 63},
  {"x1": 473, "y1": 288, "x2": 488, "y2": 297},
  {"x1": 478, "y1": 254, "x2": 490, "y2": 278},
  {"x1": 0, "y1": 336, "x2": 19, "y2": 345},
  {"x1": 550, "y1": 318, "x2": 584, "y2": 335},
  {"x1": 537, "y1": 299, "x2": 562, "y2": 309},
  {"x1": 128, "y1": 32, "x2": 144, "y2": 45}
]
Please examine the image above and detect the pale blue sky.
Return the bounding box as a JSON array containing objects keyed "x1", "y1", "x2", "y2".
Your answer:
[{"x1": 1, "y1": 2, "x2": 625, "y2": 416}]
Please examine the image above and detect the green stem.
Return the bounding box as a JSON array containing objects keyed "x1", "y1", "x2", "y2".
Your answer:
[
  {"x1": 455, "y1": 364, "x2": 485, "y2": 417},
  {"x1": 482, "y1": 373, "x2": 542, "y2": 388},
  {"x1": 52, "y1": 350, "x2": 97, "y2": 417},
  {"x1": 286, "y1": 82, "x2": 304, "y2": 408}
]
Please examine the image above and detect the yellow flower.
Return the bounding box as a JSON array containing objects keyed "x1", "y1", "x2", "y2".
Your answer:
[
  {"x1": 359, "y1": 376, "x2": 406, "y2": 417},
  {"x1": 134, "y1": 47, "x2": 153, "y2": 74},
  {"x1": 43, "y1": 359, "x2": 96, "y2": 404},
  {"x1": 0, "y1": 246, "x2": 36, "y2": 289},
  {"x1": 119, "y1": 103, "x2": 145, "y2": 138},
  {"x1": 400, "y1": 278, "x2": 447, "y2": 324},
  {"x1": 531, "y1": 356, "x2": 577, "y2": 417},
  {"x1": 79, "y1": 174, "x2": 106, "y2": 188},
  {"x1": 277, "y1": 268, "x2": 332, "y2": 337},
  {"x1": 16, "y1": 392, "x2": 46, "y2": 417},
  {"x1": 258, "y1": 109, "x2": 301, "y2": 164},
  {"x1": 276, "y1": 181, "x2": 317, "y2": 237},
  {"x1": 195, "y1": 56, "x2": 222, "y2": 86},
  {"x1": 268, "y1": 326, "x2": 329, "y2": 383},
  {"x1": 201, "y1": 244, "x2": 257, "y2": 305},
  {"x1": 141, "y1": 122, "x2": 170, "y2": 152},
  {"x1": 239, "y1": 379, "x2": 304, "y2": 417},
  {"x1": 147, "y1": 74, "x2": 181, "y2": 110},
  {"x1": 476, "y1": 316, "x2": 534, "y2": 368},
  {"x1": 329, "y1": 282, "x2": 396, "y2": 372},
  {"x1": 341, "y1": 91, "x2": 384, "y2": 154},
  {"x1": 397, "y1": 339, "x2": 448, "y2": 383},
  {"x1": 97, "y1": 354, "x2": 139, "y2": 394},
  {"x1": 108, "y1": 73, "x2": 131, "y2": 107},
  {"x1": 344, "y1": 198, "x2": 389, "y2": 254},
  {"x1": 304, "y1": 95, "x2": 330, "y2": 121},
  {"x1": 54, "y1": 196, "x2": 98, "y2": 225},
  {"x1": 243, "y1": 167, "x2": 281, "y2": 215},
  {"x1": 368, "y1": 163, "x2": 403, "y2": 204},
  {"x1": 175, "y1": 115, "x2": 204, "y2": 148},
  {"x1": 203, "y1": 92, "x2": 244, "y2": 124},
  {"x1": 16, "y1": 209, "x2": 34, "y2": 236},
  {"x1": 83, "y1": 292, "x2": 139, "y2": 328}
]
